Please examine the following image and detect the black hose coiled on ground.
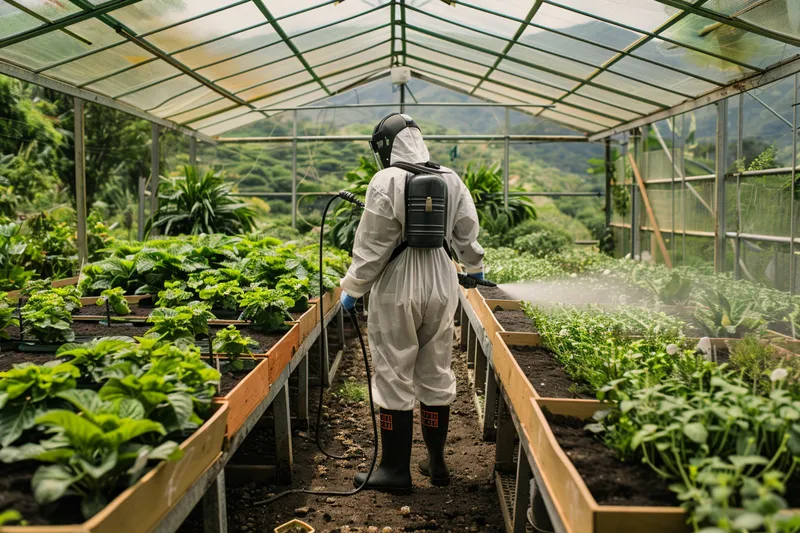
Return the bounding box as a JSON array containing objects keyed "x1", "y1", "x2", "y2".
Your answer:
[{"x1": 255, "y1": 192, "x2": 375, "y2": 506}]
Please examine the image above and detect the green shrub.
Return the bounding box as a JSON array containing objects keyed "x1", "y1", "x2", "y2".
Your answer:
[{"x1": 512, "y1": 220, "x2": 573, "y2": 258}]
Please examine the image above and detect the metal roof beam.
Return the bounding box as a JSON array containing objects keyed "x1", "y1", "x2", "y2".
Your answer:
[
  {"x1": 4, "y1": 0, "x2": 92, "y2": 46},
  {"x1": 470, "y1": 0, "x2": 543, "y2": 96},
  {"x1": 452, "y1": 0, "x2": 764, "y2": 73},
  {"x1": 0, "y1": 0, "x2": 144, "y2": 49},
  {"x1": 535, "y1": 2, "x2": 706, "y2": 120},
  {"x1": 252, "y1": 0, "x2": 330, "y2": 96},
  {"x1": 653, "y1": 0, "x2": 800, "y2": 48},
  {"x1": 0, "y1": 59, "x2": 214, "y2": 143},
  {"x1": 217, "y1": 134, "x2": 588, "y2": 143},
  {"x1": 588, "y1": 55, "x2": 800, "y2": 141}
]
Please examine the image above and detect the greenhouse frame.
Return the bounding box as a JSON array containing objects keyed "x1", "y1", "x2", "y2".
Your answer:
[{"x1": 2, "y1": 0, "x2": 799, "y2": 283}]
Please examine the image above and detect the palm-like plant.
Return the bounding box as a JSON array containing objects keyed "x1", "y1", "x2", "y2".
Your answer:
[
  {"x1": 461, "y1": 163, "x2": 535, "y2": 226},
  {"x1": 328, "y1": 156, "x2": 375, "y2": 251},
  {"x1": 149, "y1": 166, "x2": 255, "y2": 236}
]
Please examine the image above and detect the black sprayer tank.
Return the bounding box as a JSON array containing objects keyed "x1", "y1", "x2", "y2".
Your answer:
[{"x1": 405, "y1": 173, "x2": 448, "y2": 248}]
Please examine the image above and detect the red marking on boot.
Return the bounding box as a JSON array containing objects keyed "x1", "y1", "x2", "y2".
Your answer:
[
  {"x1": 380, "y1": 413, "x2": 393, "y2": 430},
  {"x1": 421, "y1": 410, "x2": 439, "y2": 428}
]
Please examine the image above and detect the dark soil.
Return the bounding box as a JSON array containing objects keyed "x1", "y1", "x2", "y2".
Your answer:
[
  {"x1": 493, "y1": 307, "x2": 536, "y2": 333},
  {"x1": 477, "y1": 285, "x2": 510, "y2": 300},
  {"x1": 220, "y1": 328, "x2": 285, "y2": 355},
  {"x1": 219, "y1": 369, "x2": 252, "y2": 396},
  {"x1": 74, "y1": 304, "x2": 151, "y2": 317},
  {"x1": 510, "y1": 346, "x2": 592, "y2": 399},
  {"x1": 0, "y1": 351, "x2": 58, "y2": 371},
  {"x1": 0, "y1": 461, "x2": 85, "y2": 525},
  {"x1": 544, "y1": 411, "x2": 678, "y2": 507},
  {"x1": 178, "y1": 334, "x2": 505, "y2": 533}
]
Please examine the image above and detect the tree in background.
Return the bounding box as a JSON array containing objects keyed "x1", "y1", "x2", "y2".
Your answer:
[{"x1": 461, "y1": 162, "x2": 536, "y2": 226}]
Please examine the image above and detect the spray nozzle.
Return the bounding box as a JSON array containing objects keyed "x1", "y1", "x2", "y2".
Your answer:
[{"x1": 338, "y1": 191, "x2": 365, "y2": 208}]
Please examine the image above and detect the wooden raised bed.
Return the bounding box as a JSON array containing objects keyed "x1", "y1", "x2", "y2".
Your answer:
[
  {"x1": 1, "y1": 402, "x2": 228, "y2": 533},
  {"x1": 7, "y1": 276, "x2": 81, "y2": 301},
  {"x1": 291, "y1": 302, "x2": 319, "y2": 344},
  {"x1": 527, "y1": 398, "x2": 687, "y2": 533},
  {"x1": 213, "y1": 324, "x2": 300, "y2": 437}
]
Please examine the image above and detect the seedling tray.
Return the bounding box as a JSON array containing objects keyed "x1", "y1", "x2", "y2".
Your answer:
[{"x1": 0, "y1": 402, "x2": 227, "y2": 533}]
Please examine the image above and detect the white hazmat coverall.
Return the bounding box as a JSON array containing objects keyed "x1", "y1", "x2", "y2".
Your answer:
[{"x1": 340, "y1": 128, "x2": 484, "y2": 411}]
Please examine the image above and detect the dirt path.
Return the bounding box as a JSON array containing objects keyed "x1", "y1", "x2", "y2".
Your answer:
[{"x1": 181, "y1": 330, "x2": 505, "y2": 533}]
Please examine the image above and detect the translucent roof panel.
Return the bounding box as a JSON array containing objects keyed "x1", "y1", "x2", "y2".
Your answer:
[
  {"x1": 0, "y1": 0, "x2": 797, "y2": 137},
  {"x1": 660, "y1": 14, "x2": 800, "y2": 70}
]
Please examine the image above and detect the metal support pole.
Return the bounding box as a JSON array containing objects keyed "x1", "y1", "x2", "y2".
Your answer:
[
  {"x1": 400, "y1": 83, "x2": 405, "y2": 114},
  {"x1": 189, "y1": 136, "x2": 197, "y2": 167},
  {"x1": 291, "y1": 109, "x2": 297, "y2": 230},
  {"x1": 604, "y1": 138, "x2": 612, "y2": 229},
  {"x1": 150, "y1": 123, "x2": 160, "y2": 235},
  {"x1": 791, "y1": 74, "x2": 798, "y2": 294},
  {"x1": 337, "y1": 307, "x2": 345, "y2": 350},
  {"x1": 483, "y1": 368, "x2": 499, "y2": 441},
  {"x1": 297, "y1": 353, "x2": 309, "y2": 431},
  {"x1": 512, "y1": 447, "x2": 533, "y2": 533},
  {"x1": 735, "y1": 92, "x2": 744, "y2": 280},
  {"x1": 201, "y1": 471, "x2": 227, "y2": 533},
  {"x1": 494, "y1": 394, "x2": 516, "y2": 473},
  {"x1": 273, "y1": 383, "x2": 293, "y2": 485},
  {"x1": 628, "y1": 131, "x2": 638, "y2": 259},
  {"x1": 715, "y1": 99, "x2": 728, "y2": 272},
  {"x1": 74, "y1": 97, "x2": 88, "y2": 266},
  {"x1": 137, "y1": 176, "x2": 145, "y2": 241},
  {"x1": 504, "y1": 107, "x2": 510, "y2": 210},
  {"x1": 670, "y1": 118, "x2": 676, "y2": 260}
]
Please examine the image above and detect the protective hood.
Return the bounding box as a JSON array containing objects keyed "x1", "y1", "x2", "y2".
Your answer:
[{"x1": 389, "y1": 127, "x2": 430, "y2": 166}]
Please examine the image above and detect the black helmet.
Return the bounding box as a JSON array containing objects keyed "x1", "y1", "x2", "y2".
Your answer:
[{"x1": 369, "y1": 113, "x2": 421, "y2": 169}]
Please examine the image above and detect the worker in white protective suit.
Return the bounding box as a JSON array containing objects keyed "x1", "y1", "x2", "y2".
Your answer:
[{"x1": 339, "y1": 113, "x2": 486, "y2": 494}]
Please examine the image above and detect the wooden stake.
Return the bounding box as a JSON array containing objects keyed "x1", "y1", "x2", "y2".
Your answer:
[{"x1": 628, "y1": 152, "x2": 673, "y2": 268}]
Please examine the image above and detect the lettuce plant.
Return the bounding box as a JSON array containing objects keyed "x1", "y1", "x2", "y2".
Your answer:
[
  {"x1": 97, "y1": 287, "x2": 130, "y2": 316},
  {"x1": 239, "y1": 288, "x2": 293, "y2": 332},
  {"x1": 276, "y1": 277, "x2": 311, "y2": 311},
  {"x1": 0, "y1": 361, "x2": 80, "y2": 446},
  {"x1": 212, "y1": 325, "x2": 258, "y2": 370}
]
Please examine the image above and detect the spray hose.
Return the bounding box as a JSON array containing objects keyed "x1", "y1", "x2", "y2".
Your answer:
[{"x1": 254, "y1": 192, "x2": 377, "y2": 506}]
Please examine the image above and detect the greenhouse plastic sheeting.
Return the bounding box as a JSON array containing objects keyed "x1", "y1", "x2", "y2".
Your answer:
[{"x1": 1, "y1": 0, "x2": 798, "y2": 136}]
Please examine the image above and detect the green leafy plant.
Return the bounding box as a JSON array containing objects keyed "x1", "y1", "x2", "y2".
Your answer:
[
  {"x1": 0, "y1": 361, "x2": 80, "y2": 446},
  {"x1": 276, "y1": 277, "x2": 311, "y2": 311},
  {"x1": 97, "y1": 287, "x2": 130, "y2": 316},
  {"x1": 54, "y1": 285, "x2": 81, "y2": 313},
  {"x1": 1, "y1": 389, "x2": 181, "y2": 520},
  {"x1": 57, "y1": 337, "x2": 135, "y2": 383},
  {"x1": 511, "y1": 220, "x2": 573, "y2": 259},
  {"x1": 149, "y1": 165, "x2": 255, "y2": 236},
  {"x1": 0, "y1": 509, "x2": 25, "y2": 526},
  {"x1": 146, "y1": 302, "x2": 216, "y2": 342},
  {"x1": 462, "y1": 162, "x2": 536, "y2": 227},
  {"x1": 212, "y1": 325, "x2": 258, "y2": 371},
  {"x1": 0, "y1": 291, "x2": 18, "y2": 340},
  {"x1": 0, "y1": 222, "x2": 35, "y2": 290},
  {"x1": 695, "y1": 289, "x2": 766, "y2": 338},
  {"x1": 729, "y1": 336, "x2": 800, "y2": 398},
  {"x1": 21, "y1": 289, "x2": 75, "y2": 343},
  {"x1": 156, "y1": 280, "x2": 193, "y2": 308},
  {"x1": 239, "y1": 287, "x2": 293, "y2": 332},
  {"x1": 79, "y1": 257, "x2": 137, "y2": 296},
  {"x1": 328, "y1": 156, "x2": 374, "y2": 250},
  {"x1": 197, "y1": 280, "x2": 243, "y2": 311}
]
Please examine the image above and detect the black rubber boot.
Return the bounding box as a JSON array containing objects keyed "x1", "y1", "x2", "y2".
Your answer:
[
  {"x1": 354, "y1": 408, "x2": 413, "y2": 494},
  {"x1": 417, "y1": 403, "x2": 451, "y2": 486}
]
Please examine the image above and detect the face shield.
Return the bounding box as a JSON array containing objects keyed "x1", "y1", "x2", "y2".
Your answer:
[{"x1": 370, "y1": 113, "x2": 423, "y2": 169}]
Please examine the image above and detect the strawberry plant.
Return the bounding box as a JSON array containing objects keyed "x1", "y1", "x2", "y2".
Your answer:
[
  {"x1": 97, "y1": 287, "x2": 130, "y2": 316},
  {"x1": 21, "y1": 289, "x2": 75, "y2": 343},
  {"x1": 239, "y1": 287, "x2": 293, "y2": 332},
  {"x1": 212, "y1": 325, "x2": 258, "y2": 370}
]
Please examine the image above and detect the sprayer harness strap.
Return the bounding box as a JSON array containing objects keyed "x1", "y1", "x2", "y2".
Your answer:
[{"x1": 388, "y1": 161, "x2": 452, "y2": 264}]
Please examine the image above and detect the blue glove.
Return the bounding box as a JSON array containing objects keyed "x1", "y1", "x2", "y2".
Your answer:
[
  {"x1": 467, "y1": 271, "x2": 485, "y2": 281},
  {"x1": 340, "y1": 291, "x2": 357, "y2": 311}
]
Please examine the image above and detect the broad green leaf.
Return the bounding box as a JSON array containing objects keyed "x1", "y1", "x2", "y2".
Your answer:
[
  {"x1": 77, "y1": 450, "x2": 118, "y2": 480},
  {"x1": 103, "y1": 419, "x2": 165, "y2": 447},
  {"x1": 32, "y1": 464, "x2": 79, "y2": 504},
  {"x1": 683, "y1": 423, "x2": 708, "y2": 445},
  {"x1": 80, "y1": 490, "x2": 108, "y2": 520},
  {"x1": 732, "y1": 512, "x2": 765, "y2": 530},
  {"x1": 0, "y1": 402, "x2": 37, "y2": 447}
]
